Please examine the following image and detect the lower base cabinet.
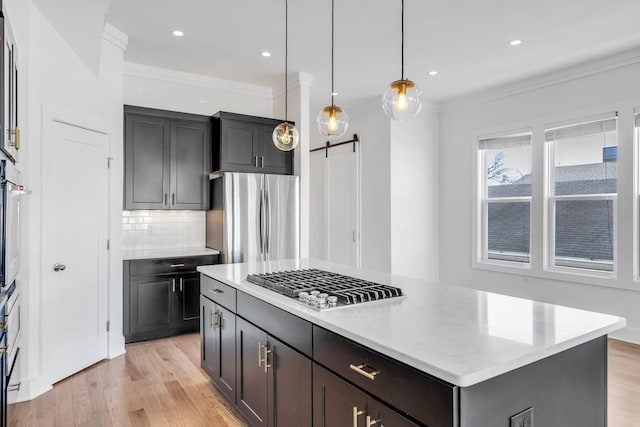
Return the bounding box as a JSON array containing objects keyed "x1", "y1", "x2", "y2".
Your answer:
[
  {"x1": 313, "y1": 364, "x2": 418, "y2": 427},
  {"x1": 236, "y1": 318, "x2": 312, "y2": 427},
  {"x1": 201, "y1": 295, "x2": 236, "y2": 403}
]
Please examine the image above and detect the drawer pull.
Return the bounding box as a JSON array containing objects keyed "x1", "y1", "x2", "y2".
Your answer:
[
  {"x1": 350, "y1": 363, "x2": 380, "y2": 381},
  {"x1": 8, "y1": 382, "x2": 20, "y2": 392},
  {"x1": 0, "y1": 346, "x2": 7, "y2": 355},
  {"x1": 353, "y1": 407, "x2": 365, "y2": 427},
  {"x1": 209, "y1": 288, "x2": 223, "y2": 294},
  {"x1": 366, "y1": 415, "x2": 379, "y2": 426},
  {"x1": 170, "y1": 263, "x2": 185, "y2": 268}
]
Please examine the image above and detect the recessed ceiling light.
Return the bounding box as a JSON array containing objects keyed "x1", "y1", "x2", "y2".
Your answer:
[
  {"x1": 331, "y1": 92, "x2": 338, "y2": 96},
  {"x1": 428, "y1": 70, "x2": 438, "y2": 76},
  {"x1": 172, "y1": 30, "x2": 184, "y2": 37},
  {"x1": 261, "y1": 51, "x2": 272, "y2": 57},
  {"x1": 509, "y1": 39, "x2": 522, "y2": 46}
]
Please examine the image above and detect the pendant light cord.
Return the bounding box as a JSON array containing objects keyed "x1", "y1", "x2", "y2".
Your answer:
[
  {"x1": 331, "y1": 0, "x2": 335, "y2": 106},
  {"x1": 285, "y1": 0, "x2": 289, "y2": 121},
  {"x1": 401, "y1": 0, "x2": 405, "y2": 80}
]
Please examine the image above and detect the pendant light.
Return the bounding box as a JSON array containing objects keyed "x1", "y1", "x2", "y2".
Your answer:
[
  {"x1": 273, "y1": 0, "x2": 300, "y2": 151},
  {"x1": 381, "y1": 0, "x2": 423, "y2": 121},
  {"x1": 316, "y1": 0, "x2": 348, "y2": 138}
]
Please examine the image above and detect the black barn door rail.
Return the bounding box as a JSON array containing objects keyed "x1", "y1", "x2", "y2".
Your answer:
[{"x1": 310, "y1": 133, "x2": 359, "y2": 158}]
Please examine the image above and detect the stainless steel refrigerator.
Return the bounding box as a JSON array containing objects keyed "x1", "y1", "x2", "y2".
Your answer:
[{"x1": 206, "y1": 172, "x2": 299, "y2": 263}]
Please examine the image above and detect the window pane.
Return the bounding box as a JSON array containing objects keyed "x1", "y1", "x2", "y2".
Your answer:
[
  {"x1": 485, "y1": 146, "x2": 532, "y2": 198},
  {"x1": 487, "y1": 201, "x2": 530, "y2": 263},
  {"x1": 553, "y1": 128, "x2": 617, "y2": 196},
  {"x1": 554, "y1": 199, "x2": 614, "y2": 271}
]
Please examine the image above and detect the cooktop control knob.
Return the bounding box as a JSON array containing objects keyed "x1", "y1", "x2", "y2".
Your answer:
[{"x1": 327, "y1": 296, "x2": 338, "y2": 307}]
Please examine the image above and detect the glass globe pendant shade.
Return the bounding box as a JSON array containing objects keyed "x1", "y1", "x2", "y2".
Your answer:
[
  {"x1": 381, "y1": 79, "x2": 423, "y2": 122},
  {"x1": 317, "y1": 105, "x2": 349, "y2": 138},
  {"x1": 272, "y1": 122, "x2": 300, "y2": 151}
]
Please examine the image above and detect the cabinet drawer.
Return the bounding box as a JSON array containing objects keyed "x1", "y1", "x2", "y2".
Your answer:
[
  {"x1": 313, "y1": 326, "x2": 457, "y2": 427},
  {"x1": 237, "y1": 291, "x2": 312, "y2": 357},
  {"x1": 200, "y1": 275, "x2": 237, "y2": 312},
  {"x1": 130, "y1": 255, "x2": 217, "y2": 276}
]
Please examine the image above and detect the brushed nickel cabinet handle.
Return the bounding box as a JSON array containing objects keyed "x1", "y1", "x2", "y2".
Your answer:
[
  {"x1": 179, "y1": 277, "x2": 183, "y2": 292},
  {"x1": 210, "y1": 311, "x2": 215, "y2": 329},
  {"x1": 255, "y1": 156, "x2": 259, "y2": 167},
  {"x1": 261, "y1": 156, "x2": 264, "y2": 168},
  {"x1": 170, "y1": 263, "x2": 185, "y2": 268},
  {"x1": 0, "y1": 346, "x2": 7, "y2": 355},
  {"x1": 263, "y1": 346, "x2": 272, "y2": 373},
  {"x1": 171, "y1": 193, "x2": 176, "y2": 206},
  {"x1": 353, "y1": 407, "x2": 365, "y2": 427},
  {"x1": 209, "y1": 288, "x2": 223, "y2": 294},
  {"x1": 366, "y1": 415, "x2": 379, "y2": 426},
  {"x1": 7, "y1": 382, "x2": 20, "y2": 392},
  {"x1": 164, "y1": 193, "x2": 168, "y2": 206},
  {"x1": 172, "y1": 278, "x2": 176, "y2": 293},
  {"x1": 349, "y1": 363, "x2": 380, "y2": 381}
]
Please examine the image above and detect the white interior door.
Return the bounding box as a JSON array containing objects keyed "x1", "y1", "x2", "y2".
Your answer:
[
  {"x1": 42, "y1": 119, "x2": 109, "y2": 384},
  {"x1": 327, "y1": 143, "x2": 360, "y2": 267}
]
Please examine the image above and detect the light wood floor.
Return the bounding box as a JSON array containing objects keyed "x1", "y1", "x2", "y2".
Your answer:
[{"x1": 8, "y1": 336, "x2": 640, "y2": 426}]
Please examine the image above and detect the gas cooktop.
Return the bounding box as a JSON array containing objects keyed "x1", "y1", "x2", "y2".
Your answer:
[{"x1": 246, "y1": 268, "x2": 404, "y2": 311}]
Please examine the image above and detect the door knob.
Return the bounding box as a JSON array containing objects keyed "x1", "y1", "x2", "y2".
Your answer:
[{"x1": 53, "y1": 263, "x2": 66, "y2": 272}]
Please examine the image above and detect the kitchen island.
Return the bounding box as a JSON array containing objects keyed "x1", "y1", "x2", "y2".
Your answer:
[{"x1": 198, "y1": 259, "x2": 625, "y2": 427}]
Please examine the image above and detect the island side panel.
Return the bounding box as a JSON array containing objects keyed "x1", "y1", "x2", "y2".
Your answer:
[{"x1": 459, "y1": 336, "x2": 607, "y2": 427}]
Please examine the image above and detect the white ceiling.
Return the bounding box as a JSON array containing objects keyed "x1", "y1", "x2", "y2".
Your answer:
[{"x1": 106, "y1": 0, "x2": 640, "y2": 115}]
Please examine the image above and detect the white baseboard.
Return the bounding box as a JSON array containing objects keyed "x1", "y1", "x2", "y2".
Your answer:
[
  {"x1": 19, "y1": 375, "x2": 53, "y2": 402},
  {"x1": 609, "y1": 326, "x2": 640, "y2": 345}
]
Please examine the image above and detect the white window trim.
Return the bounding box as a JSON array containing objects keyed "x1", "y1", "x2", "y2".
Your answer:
[
  {"x1": 544, "y1": 114, "x2": 618, "y2": 278},
  {"x1": 471, "y1": 104, "x2": 639, "y2": 291},
  {"x1": 476, "y1": 131, "x2": 533, "y2": 269}
]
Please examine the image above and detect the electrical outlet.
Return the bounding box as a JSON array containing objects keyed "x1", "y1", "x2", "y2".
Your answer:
[{"x1": 510, "y1": 407, "x2": 533, "y2": 427}]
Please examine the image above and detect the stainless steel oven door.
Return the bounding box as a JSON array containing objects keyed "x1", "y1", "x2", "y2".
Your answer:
[{"x1": 3, "y1": 162, "x2": 21, "y2": 286}]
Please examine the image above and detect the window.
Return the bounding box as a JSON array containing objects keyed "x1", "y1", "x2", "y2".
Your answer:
[
  {"x1": 546, "y1": 114, "x2": 617, "y2": 272},
  {"x1": 478, "y1": 131, "x2": 532, "y2": 264}
]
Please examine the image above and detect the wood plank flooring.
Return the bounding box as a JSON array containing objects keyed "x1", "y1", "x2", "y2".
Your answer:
[
  {"x1": 8, "y1": 335, "x2": 640, "y2": 426},
  {"x1": 9, "y1": 334, "x2": 247, "y2": 427}
]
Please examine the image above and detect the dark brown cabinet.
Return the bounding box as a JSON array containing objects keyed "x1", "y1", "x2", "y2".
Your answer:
[
  {"x1": 123, "y1": 255, "x2": 218, "y2": 343},
  {"x1": 212, "y1": 112, "x2": 293, "y2": 175},
  {"x1": 313, "y1": 364, "x2": 419, "y2": 427},
  {"x1": 235, "y1": 317, "x2": 312, "y2": 427},
  {"x1": 201, "y1": 296, "x2": 236, "y2": 404},
  {"x1": 124, "y1": 106, "x2": 211, "y2": 210}
]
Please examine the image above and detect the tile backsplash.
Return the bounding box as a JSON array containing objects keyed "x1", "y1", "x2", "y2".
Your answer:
[{"x1": 122, "y1": 210, "x2": 205, "y2": 250}]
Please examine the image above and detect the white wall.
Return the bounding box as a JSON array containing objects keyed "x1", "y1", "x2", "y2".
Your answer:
[
  {"x1": 390, "y1": 109, "x2": 440, "y2": 281},
  {"x1": 17, "y1": 2, "x2": 127, "y2": 400},
  {"x1": 124, "y1": 62, "x2": 273, "y2": 117},
  {"x1": 439, "y1": 57, "x2": 640, "y2": 343}
]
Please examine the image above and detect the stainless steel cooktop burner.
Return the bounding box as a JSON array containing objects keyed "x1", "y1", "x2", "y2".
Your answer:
[{"x1": 246, "y1": 268, "x2": 404, "y2": 311}]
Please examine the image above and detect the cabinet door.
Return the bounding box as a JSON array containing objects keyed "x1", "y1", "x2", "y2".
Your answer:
[
  {"x1": 200, "y1": 295, "x2": 217, "y2": 379},
  {"x1": 170, "y1": 119, "x2": 210, "y2": 209},
  {"x1": 220, "y1": 119, "x2": 259, "y2": 172},
  {"x1": 268, "y1": 336, "x2": 312, "y2": 427},
  {"x1": 258, "y1": 124, "x2": 292, "y2": 175},
  {"x1": 313, "y1": 364, "x2": 368, "y2": 427},
  {"x1": 179, "y1": 272, "x2": 200, "y2": 322},
  {"x1": 365, "y1": 398, "x2": 420, "y2": 427},
  {"x1": 236, "y1": 317, "x2": 268, "y2": 427},
  {"x1": 129, "y1": 274, "x2": 175, "y2": 335},
  {"x1": 213, "y1": 304, "x2": 236, "y2": 404},
  {"x1": 124, "y1": 114, "x2": 171, "y2": 210}
]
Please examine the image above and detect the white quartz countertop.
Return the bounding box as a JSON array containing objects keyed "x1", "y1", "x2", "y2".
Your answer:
[
  {"x1": 123, "y1": 247, "x2": 220, "y2": 260},
  {"x1": 197, "y1": 259, "x2": 625, "y2": 387}
]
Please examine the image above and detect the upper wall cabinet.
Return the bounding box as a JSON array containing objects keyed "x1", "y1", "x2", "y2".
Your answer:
[
  {"x1": 0, "y1": 6, "x2": 19, "y2": 163},
  {"x1": 212, "y1": 112, "x2": 293, "y2": 175},
  {"x1": 124, "y1": 106, "x2": 211, "y2": 210}
]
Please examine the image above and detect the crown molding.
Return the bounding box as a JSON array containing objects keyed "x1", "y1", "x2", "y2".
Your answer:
[
  {"x1": 124, "y1": 62, "x2": 274, "y2": 100},
  {"x1": 441, "y1": 47, "x2": 640, "y2": 112},
  {"x1": 272, "y1": 72, "x2": 315, "y2": 98},
  {"x1": 103, "y1": 22, "x2": 128, "y2": 51}
]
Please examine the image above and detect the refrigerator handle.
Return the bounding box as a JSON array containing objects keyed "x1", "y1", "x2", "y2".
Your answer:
[
  {"x1": 259, "y1": 187, "x2": 264, "y2": 255},
  {"x1": 265, "y1": 186, "x2": 270, "y2": 258}
]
